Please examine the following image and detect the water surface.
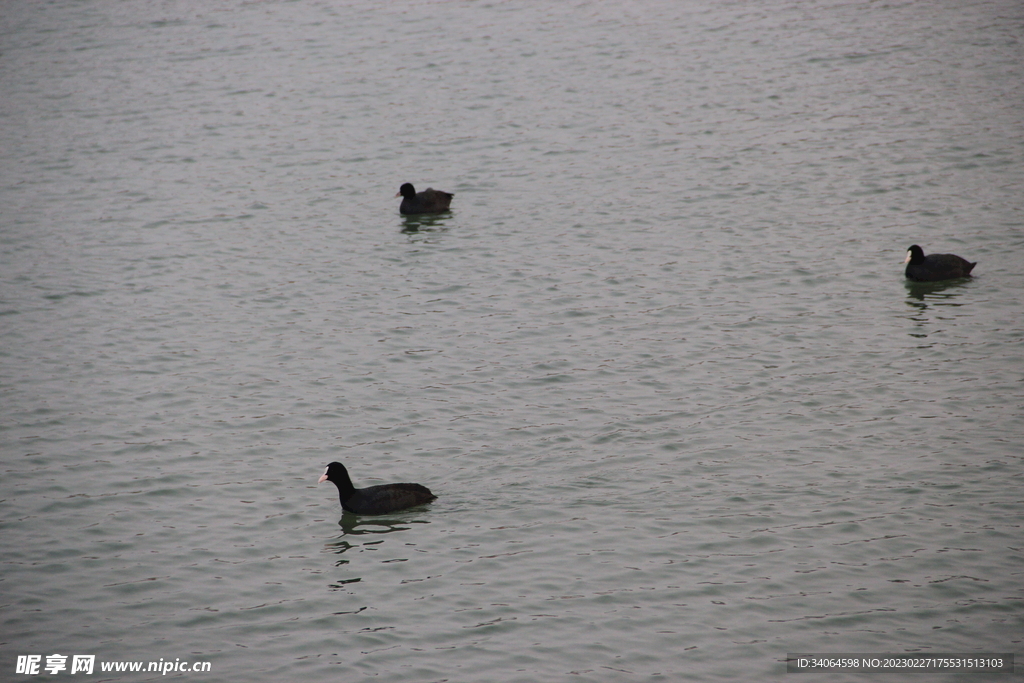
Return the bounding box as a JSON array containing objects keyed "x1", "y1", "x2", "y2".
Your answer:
[{"x1": 2, "y1": 1, "x2": 1022, "y2": 681}]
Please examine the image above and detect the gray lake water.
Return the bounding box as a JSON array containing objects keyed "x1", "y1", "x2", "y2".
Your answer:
[{"x1": 2, "y1": 1, "x2": 1023, "y2": 681}]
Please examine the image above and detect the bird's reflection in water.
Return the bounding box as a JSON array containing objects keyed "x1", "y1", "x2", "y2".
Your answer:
[
  {"x1": 323, "y1": 514, "x2": 431, "y2": 592},
  {"x1": 401, "y1": 213, "x2": 452, "y2": 235},
  {"x1": 323, "y1": 514, "x2": 430, "y2": 557},
  {"x1": 904, "y1": 277, "x2": 971, "y2": 303},
  {"x1": 903, "y1": 278, "x2": 972, "y2": 339},
  {"x1": 334, "y1": 511, "x2": 430, "y2": 536}
]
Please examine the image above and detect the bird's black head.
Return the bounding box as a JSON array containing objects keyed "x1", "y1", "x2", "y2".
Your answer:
[
  {"x1": 318, "y1": 462, "x2": 353, "y2": 491},
  {"x1": 905, "y1": 244, "x2": 925, "y2": 265},
  {"x1": 398, "y1": 183, "x2": 416, "y2": 198}
]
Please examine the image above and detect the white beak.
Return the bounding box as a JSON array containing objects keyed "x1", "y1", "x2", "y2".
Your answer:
[
  {"x1": 318, "y1": 468, "x2": 329, "y2": 484},
  {"x1": 903, "y1": 251, "x2": 912, "y2": 264}
]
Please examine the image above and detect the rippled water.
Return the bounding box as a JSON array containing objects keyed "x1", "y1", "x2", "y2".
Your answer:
[{"x1": 2, "y1": 1, "x2": 1022, "y2": 681}]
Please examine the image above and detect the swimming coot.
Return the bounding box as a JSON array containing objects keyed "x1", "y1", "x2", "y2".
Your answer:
[
  {"x1": 396, "y1": 183, "x2": 453, "y2": 215},
  {"x1": 318, "y1": 462, "x2": 436, "y2": 515},
  {"x1": 904, "y1": 245, "x2": 976, "y2": 282}
]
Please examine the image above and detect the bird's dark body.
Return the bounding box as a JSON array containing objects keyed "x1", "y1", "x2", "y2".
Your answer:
[
  {"x1": 904, "y1": 245, "x2": 976, "y2": 282},
  {"x1": 319, "y1": 462, "x2": 436, "y2": 515},
  {"x1": 340, "y1": 482, "x2": 436, "y2": 515},
  {"x1": 397, "y1": 183, "x2": 453, "y2": 215}
]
